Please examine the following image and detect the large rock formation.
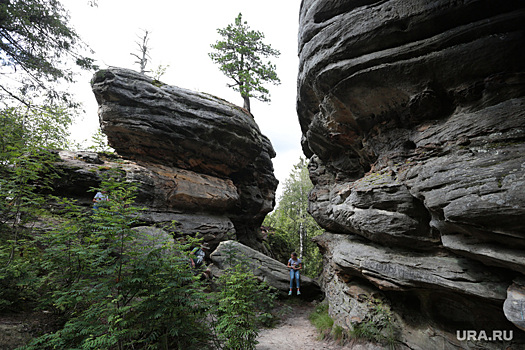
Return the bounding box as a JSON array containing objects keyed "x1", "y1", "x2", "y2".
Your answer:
[
  {"x1": 298, "y1": 0, "x2": 525, "y2": 348},
  {"x1": 53, "y1": 68, "x2": 278, "y2": 252},
  {"x1": 209, "y1": 240, "x2": 322, "y2": 300}
]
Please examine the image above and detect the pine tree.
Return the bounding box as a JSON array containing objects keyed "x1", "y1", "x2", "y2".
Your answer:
[
  {"x1": 0, "y1": 0, "x2": 96, "y2": 107},
  {"x1": 209, "y1": 13, "x2": 280, "y2": 113}
]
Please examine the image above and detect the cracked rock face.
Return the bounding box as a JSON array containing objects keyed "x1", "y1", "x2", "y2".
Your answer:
[
  {"x1": 298, "y1": 0, "x2": 525, "y2": 347},
  {"x1": 53, "y1": 68, "x2": 278, "y2": 252}
]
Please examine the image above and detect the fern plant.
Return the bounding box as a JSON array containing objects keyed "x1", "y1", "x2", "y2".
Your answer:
[
  {"x1": 20, "y1": 168, "x2": 211, "y2": 349},
  {"x1": 211, "y1": 246, "x2": 277, "y2": 350}
]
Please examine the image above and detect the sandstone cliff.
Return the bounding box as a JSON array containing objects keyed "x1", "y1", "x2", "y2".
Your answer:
[
  {"x1": 53, "y1": 68, "x2": 278, "y2": 252},
  {"x1": 298, "y1": 0, "x2": 525, "y2": 348}
]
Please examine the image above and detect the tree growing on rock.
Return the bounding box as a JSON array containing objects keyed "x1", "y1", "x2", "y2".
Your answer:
[
  {"x1": 131, "y1": 29, "x2": 151, "y2": 74},
  {"x1": 209, "y1": 13, "x2": 280, "y2": 113}
]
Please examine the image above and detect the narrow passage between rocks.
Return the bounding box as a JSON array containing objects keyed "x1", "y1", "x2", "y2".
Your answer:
[{"x1": 256, "y1": 301, "x2": 379, "y2": 350}]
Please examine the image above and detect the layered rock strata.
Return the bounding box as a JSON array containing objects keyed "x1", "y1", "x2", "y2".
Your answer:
[
  {"x1": 55, "y1": 68, "x2": 278, "y2": 251},
  {"x1": 298, "y1": 0, "x2": 525, "y2": 348},
  {"x1": 52, "y1": 151, "x2": 237, "y2": 243},
  {"x1": 209, "y1": 240, "x2": 322, "y2": 300}
]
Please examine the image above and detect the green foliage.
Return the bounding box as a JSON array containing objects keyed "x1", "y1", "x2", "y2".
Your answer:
[
  {"x1": 213, "y1": 265, "x2": 260, "y2": 350},
  {"x1": 308, "y1": 302, "x2": 334, "y2": 339},
  {"x1": 350, "y1": 296, "x2": 398, "y2": 348},
  {"x1": 209, "y1": 13, "x2": 280, "y2": 112},
  {"x1": 152, "y1": 64, "x2": 170, "y2": 81},
  {"x1": 86, "y1": 128, "x2": 114, "y2": 153},
  {"x1": 264, "y1": 228, "x2": 292, "y2": 265},
  {"x1": 264, "y1": 158, "x2": 324, "y2": 277},
  {"x1": 0, "y1": 106, "x2": 73, "y2": 150},
  {"x1": 0, "y1": 106, "x2": 69, "y2": 311},
  {"x1": 20, "y1": 170, "x2": 211, "y2": 350},
  {"x1": 0, "y1": 236, "x2": 40, "y2": 311},
  {"x1": 0, "y1": 0, "x2": 97, "y2": 107},
  {"x1": 211, "y1": 247, "x2": 277, "y2": 350}
]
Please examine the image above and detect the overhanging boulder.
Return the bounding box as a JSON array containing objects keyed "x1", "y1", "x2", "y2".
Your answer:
[{"x1": 209, "y1": 240, "x2": 322, "y2": 300}]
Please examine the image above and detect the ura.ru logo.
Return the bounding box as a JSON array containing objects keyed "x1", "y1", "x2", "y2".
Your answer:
[{"x1": 456, "y1": 330, "x2": 513, "y2": 342}]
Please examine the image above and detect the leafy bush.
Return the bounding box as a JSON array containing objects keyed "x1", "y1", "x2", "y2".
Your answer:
[
  {"x1": 20, "y1": 170, "x2": 211, "y2": 349},
  {"x1": 211, "y1": 248, "x2": 277, "y2": 350},
  {"x1": 0, "y1": 107, "x2": 65, "y2": 312},
  {"x1": 0, "y1": 235, "x2": 40, "y2": 311}
]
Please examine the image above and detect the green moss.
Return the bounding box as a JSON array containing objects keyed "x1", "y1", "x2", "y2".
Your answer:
[
  {"x1": 151, "y1": 79, "x2": 166, "y2": 87},
  {"x1": 90, "y1": 69, "x2": 114, "y2": 86}
]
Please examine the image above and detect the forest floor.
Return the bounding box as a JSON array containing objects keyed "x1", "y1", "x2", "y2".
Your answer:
[
  {"x1": 256, "y1": 298, "x2": 383, "y2": 350},
  {"x1": 0, "y1": 310, "x2": 63, "y2": 350},
  {"x1": 1, "y1": 299, "x2": 383, "y2": 350}
]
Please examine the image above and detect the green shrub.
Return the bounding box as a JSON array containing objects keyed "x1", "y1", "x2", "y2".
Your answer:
[
  {"x1": 211, "y1": 249, "x2": 277, "y2": 350},
  {"x1": 349, "y1": 296, "x2": 398, "y2": 348},
  {"x1": 19, "y1": 170, "x2": 211, "y2": 350},
  {"x1": 0, "y1": 147, "x2": 60, "y2": 312},
  {"x1": 0, "y1": 236, "x2": 40, "y2": 312}
]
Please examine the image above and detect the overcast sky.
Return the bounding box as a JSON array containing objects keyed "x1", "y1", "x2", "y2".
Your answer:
[{"x1": 61, "y1": 0, "x2": 303, "y2": 199}]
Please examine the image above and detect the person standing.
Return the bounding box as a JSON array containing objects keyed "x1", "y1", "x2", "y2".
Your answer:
[
  {"x1": 93, "y1": 190, "x2": 109, "y2": 210},
  {"x1": 287, "y1": 252, "x2": 302, "y2": 296}
]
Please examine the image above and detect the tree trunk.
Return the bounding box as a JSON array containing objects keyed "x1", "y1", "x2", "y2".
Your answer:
[
  {"x1": 299, "y1": 215, "x2": 304, "y2": 259},
  {"x1": 243, "y1": 95, "x2": 251, "y2": 112}
]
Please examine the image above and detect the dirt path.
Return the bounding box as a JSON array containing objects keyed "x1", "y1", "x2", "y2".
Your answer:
[
  {"x1": 256, "y1": 300, "x2": 385, "y2": 350},
  {"x1": 256, "y1": 301, "x2": 349, "y2": 350}
]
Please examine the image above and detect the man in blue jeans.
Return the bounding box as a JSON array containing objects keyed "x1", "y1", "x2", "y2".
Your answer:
[{"x1": 287, "y1": 252, "x2": 302, "y2": 295}]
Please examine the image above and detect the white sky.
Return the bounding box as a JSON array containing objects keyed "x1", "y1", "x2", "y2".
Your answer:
[{"x1": 62, "y1": 0, "x2": 303, "y2": 199}]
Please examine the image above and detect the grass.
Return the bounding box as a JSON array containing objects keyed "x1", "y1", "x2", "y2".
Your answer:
[
  {"x1": 308, "y1": 298, "x2": 399, "y2": 349},
  {"x1": 308, "y1": 302, "x2": 334, "y2": 340}
]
